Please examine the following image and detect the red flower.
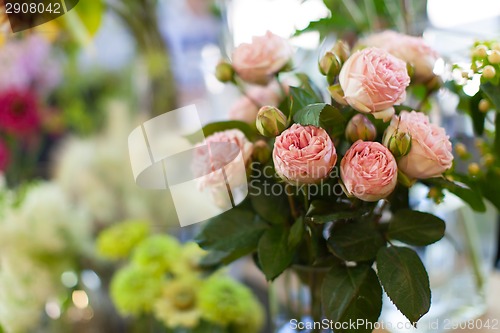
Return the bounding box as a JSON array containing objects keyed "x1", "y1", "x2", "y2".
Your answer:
[
  {"x1": 0, "y1": 89, "x2": 40, "y2": 136},
  {"x1": 0, "y1": 139, "x2": 9, "y2": 172}
]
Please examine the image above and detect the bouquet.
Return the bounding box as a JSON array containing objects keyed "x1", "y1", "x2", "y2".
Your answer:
[{"x1": 192, "y1": 31, "x2": 490, "y2": 332}]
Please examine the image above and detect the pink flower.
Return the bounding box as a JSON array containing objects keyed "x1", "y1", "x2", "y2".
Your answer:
[
  {"x1": 384, "y1": 111, "x2": 453, "y2": 179},
  {"x1": 361, "y1": 31, "x2": 439, "y2": 83},
  {"x1": 232, "y1": 31, "x2": 293, "y2": 85},
  {"x1": 193, "y1": 129, "x2": 253, "y2": 190},
  {"x1": 0, "y1": 89, "x2": 40, "y2": 136},
  {"x1": 0, "y1": 35, "x2": 61, "y2": 95},
  {"x1": 340, "y1": 140, "x2": 398, "y2": 202},
  {"x1": 273, "y1": 124, "x2": 337, "y2": 185},
  {"x1": 0, "y1": 139, "x2": 10, "y2": 172},
  {"x1": 228, "y1": 81, "x2": 284, "y2": 123},
  {"x1": 339, "y1": 47, "x2": 410, "y2": 121}
]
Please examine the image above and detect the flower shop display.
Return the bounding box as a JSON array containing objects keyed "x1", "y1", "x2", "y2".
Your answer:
[
  {"x1": 193, "y1": 30, "x2": 496, "y2": 333},
  {"x1": 0, "y1": 181, "x2": 93, "y2": 332},
  {"x1": 0, "y1": 34, "x2": 63, "y2": 183},
  {"x1": 97, "y1": 221, "x2": 265, "y2": 333}
]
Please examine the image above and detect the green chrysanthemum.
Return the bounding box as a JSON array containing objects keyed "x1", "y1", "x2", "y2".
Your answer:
[
  {"x1": 198, "y1": 276, "x2": 264, "y2": 332},
  {"x1": 96, "y1": 220, "x2": 150, "y2": 260},
  {"x1": 172, "y1": 241, "x2": 207, "y2": 275},
  {"x1": 131, "y1": 235, "x2": 181, "y2": 274},
  {"x1": 110, "y1": 265, "x2": 163, "y2": 316},
  {"x1": 154, "y1": 275, "x2": 202, "y2": 329}
]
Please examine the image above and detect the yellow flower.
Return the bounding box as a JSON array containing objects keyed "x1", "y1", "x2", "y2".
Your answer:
[
  {"x1": 132, "y1": 235, "x2": 181, "y2": 274},
  {"x1": 154, "y1": 276, "x2": 202, "y2": 329},
  {"x1": 172, "y1": 242, "x2": 207, "y2": 275},
  {"x1": 110, "y1": 265, "x2": 163, "y2": 316},
  {"x1": 96, "y1": 220, "x2": 150, "y2": 260}
]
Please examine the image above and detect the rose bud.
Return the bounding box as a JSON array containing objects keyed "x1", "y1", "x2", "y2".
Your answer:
[
  {"x1": 215, "y1": 60, "x2": 235, "y2": 83},
  {"x1": 252, "y1": 140, "x2": 271, "y2": 164},
  {"x1": 386, "y1": 131, "x2": 412, "y2": 158},
  {"x1": 332, "y1": 40, "x2": 350, "y2": 63},
  {"x1": 273, "y1": 124, "x2": 337, "y2": 185},
  {"x1": 232, "y1": 31, "x2": 294, "y2": 85},
  {"x1": 256, "y1": 106, "x2": 288, "y2": 137},
  {"x1": 345, "y1": 114, "x2": 377, "y2": 143},
  {"x1": 319, "y1": 51, "x2": 341, "y2": 80},
  {"x1": 339, "y1": 48, "x2": 410, "y2": 121},
  {"x1": 384, "y1": 111, "x2": 453, "y2": 179},
  {"x1": 340, "y1": 140, "x2": 398, "y2": 202}
]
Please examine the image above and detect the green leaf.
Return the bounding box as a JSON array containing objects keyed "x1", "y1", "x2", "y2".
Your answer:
[
  {"x1": 293, "y1": 103, "x2": 346, "y2": 137},
  {"x1": 250, "y1": 181, "x2": 290, "y2": 225},
  {"x1": 289, "y1": 87, "x2": 323, "y2": 117},
  {"x1": 288, "y1": 217, "x2": 305, "y2": 248},
  {"x1": 185, "y1": 121, "x2": 256, "y2": 144},
  {"x1": 425, "y1": 177, "x2": 486, "y2": 212},
  {"x1": 322, "y1": 265, "x2": 382, "y2": 333},
  {"x1": 387, "y1": 209, "x2": 446, "y2": 246},
  {"x1": 479, "y1": 168, "x2": 500, "y2": 211},
  {"x1": 295, "y1": 73, "x2": 324, "y2": 102},
  {"x1": 195, "y1": 209, "x2": 268, "y2": 264},
  {"x1": 377, "y1": 246, "x2": 431, "y2": 325},
  {"x1": 328, "y1": 220, "x2": 385, "y2": 262},
  {"x1": 258, "y1": 226, "x2": 295, "y2": 280},
  {"x1": 480, "y1": 83, "x2": 500, "y2": 113}
]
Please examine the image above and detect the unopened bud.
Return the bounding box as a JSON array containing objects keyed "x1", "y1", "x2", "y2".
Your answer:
[
  {"x1": 331, "y1": 40, "x2": 350, "y2": 63},
  {"x1": 478, "y1": 99, "x2": 491, "y2": 113},
  {"x1": 488, "y1": 50, "x2": 500, "y2": 64},
  {"x1": 482, "y1": 65, "x2": 496, "y2": 79},
  {"x1": 256, "y1": 106, "x2": 288, "y2": 137},
  {"x1": 388, "y1": 131, "x2": 412, "y2": 158},
  {"x1": 319, "y1": 51, "x2": 341, "y2": 80},
  {"x1": 215, "y1": 61, "x2": 234, "y2": 83},
  {"x1": 468, "y1": 162, "x2": 481, "y2": 176},
  {"x1": 345, "y1": 114, "x2": 377, "y2": 142},
  {"x1": 427, "y1": 187, "x2": 444, "y2": 204},
  {"x1": 406, "y1": 63, "x2": 415, "y2": 80},
  {"x1": 473, "y1": 45, "x2": 488, "y2": 58},
  {"x1": 328, "y1": 84, "x2": 348, "y2": 106},
  {"x1": 252, "y1": 140, "x2": 271, "y2": 164},
  {"x1": 455, "y1": 142, "x2": 468, "y2": 159},
  {"x1": 482, "y1": 154, "x2": 495, "y2": 167}
]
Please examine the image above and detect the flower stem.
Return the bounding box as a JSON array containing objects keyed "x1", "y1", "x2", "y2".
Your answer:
[
  {"x1": 461, "y1": 211, "x2": 485, "y2": 295},
  {"x1": 286, "y1": 184, "x2": 299, "y2": 220}
]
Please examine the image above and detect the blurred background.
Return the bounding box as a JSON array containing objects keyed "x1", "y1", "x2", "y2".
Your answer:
[{"x1": 0, "y1": 0, "x2": 499, "y2": 333}]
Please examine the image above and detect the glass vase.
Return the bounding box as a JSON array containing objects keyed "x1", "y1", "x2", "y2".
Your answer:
[
  {"x1": 270, "y1": 266, "x2": 331, "y2": 333},
  {"x1": 380, "y1": 184, "x2": 499, "y2": 333}
]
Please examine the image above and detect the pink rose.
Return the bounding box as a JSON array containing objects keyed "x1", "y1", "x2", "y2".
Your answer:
[
  {"x1": 273, "y1": 124, "x2": 337, "y2": 185},
  {"x1": 383, "y1": 111, "x2": 453, "y2": 179},
  {"x1": 232, "y1": 31, "x2": 293, "y2": 85},
  {"x1": 339, "y1": 47, "x2": 410, "y2": 121},
  {"x1": 340, "y1": 140, "x2": 398, "y2": 202},
  {"x1": 361, "y1": 31, "x2": 439, "y2": 83},
  {"x1": 228, "y1": 81, "x2": 284, "y2": 123},
  {"x1": 193, "y1": 129, "x2": 253, "y2": 189}
]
